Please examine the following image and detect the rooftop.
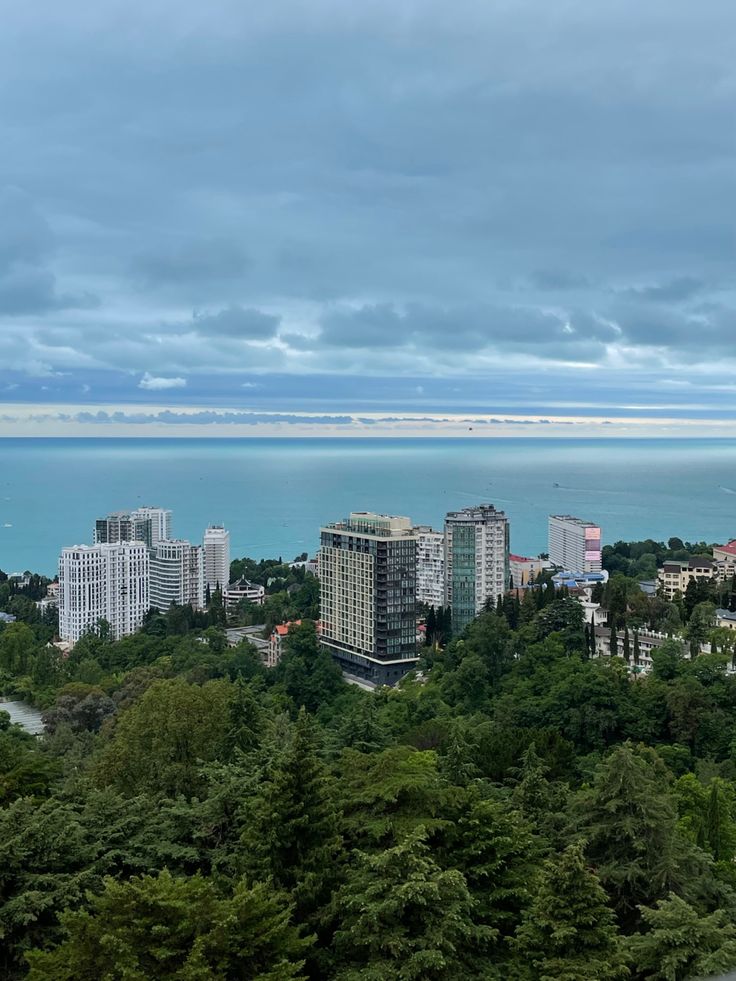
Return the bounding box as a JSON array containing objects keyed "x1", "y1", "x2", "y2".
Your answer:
[
  {"x1": 549, "y1": 514, "x2": 600, "y2": 528},
  {"x1": 716, "y1": 540, "x2": 736, "y2": 556}
]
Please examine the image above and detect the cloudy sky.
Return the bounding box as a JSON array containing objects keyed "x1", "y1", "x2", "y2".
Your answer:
[{"x1": 2, "y1": 0, "x2": 736, "y2": 436}]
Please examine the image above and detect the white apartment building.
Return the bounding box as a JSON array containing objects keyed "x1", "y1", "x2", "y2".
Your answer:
[
  {"x1": 415, "y1": 526, "x2": 445, "y2": 608},
  {"x1": 444, "y1": 505, "x2": 510, "y2": 635},
  {"x1": 59, "y1": 542, "x2": 150, "y2": 643},
  {"x1": 203, "y1": 525, "x2": 230, "y2": 592},
  {"x1": 150, "y1": 540, "x2": 205, "y2": 611},
  {"x1": 131, "y1": 507, "x2": 172, "y2": 546},
  {"x1": 548, "y1": 515, "x2": 602, "y2": 573}
]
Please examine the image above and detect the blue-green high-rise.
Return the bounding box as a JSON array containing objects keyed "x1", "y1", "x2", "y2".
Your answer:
[{"x1": 444, "y1": 505, "x2": 510, "y2": 636}]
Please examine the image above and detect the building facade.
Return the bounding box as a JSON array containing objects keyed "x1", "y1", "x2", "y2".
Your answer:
[
  {"x1": 131, "y1": 507, "x2": 172, "y2": 547},
  {"x1": 319, "y1": 512, "x2": 418, "y2": 685},
  {"x1": 414, "y1": 525, "x2": 445, "y2": 608},
  {"x1": 150, "y1": 540, "x2": 205, "y2": 611},
  {"x1": 94, "y1": 507, "x2": 172, "y2": 548},
  {"x1": 444, "y1": 505, "x2": 510, "y2": 636},
  {"x1": 658, "y1": 558, "x2": 716, "y2": 600},
  {"x1": 548, "y1": 515, "x2": 602, "y2": 573},
  {"x1": 203, "y1": 525, "x2": 230, "y2": 592},
  {"x1": 509, "y1": 553, "x2": 553, "y2": 587},
  {"x1": 224, "y1": 578, "x2": 266, "y2": 610},
  {"x1": 59, "y1": 542, "x2": 150, "y2": 643}
]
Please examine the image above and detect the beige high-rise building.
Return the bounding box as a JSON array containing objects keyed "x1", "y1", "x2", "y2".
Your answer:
[{"x1": 319, "y1": 512, "x2": 418, "y2": 685}]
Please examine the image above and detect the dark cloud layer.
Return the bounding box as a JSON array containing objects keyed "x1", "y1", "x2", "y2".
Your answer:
[{"x1": 0, "y1": 0, "x2": 735, "y2": 414}]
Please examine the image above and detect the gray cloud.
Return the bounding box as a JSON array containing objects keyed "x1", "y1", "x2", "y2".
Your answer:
[
  {"x1": 192, "y1": 305, "x2": 281, "y2": 339},
  {"x1": 1, "y1": 0, "x2": 736, "y2": 404}
]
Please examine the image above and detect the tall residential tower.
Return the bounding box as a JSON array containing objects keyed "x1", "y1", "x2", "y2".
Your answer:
[
  {"x1": 59, "y1": 542, "x2": 150, "y2": 643},
  {"x1": 444, "y1": 504, "x2": 509, "y2": 636},
  {"x1": 319, "y1": 512, "x2": 418, "y2": 685},
  {"x1": 203, "y1": 525, "x2": 230, "y2": 593}
]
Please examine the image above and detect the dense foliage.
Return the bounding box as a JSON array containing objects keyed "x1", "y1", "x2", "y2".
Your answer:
[{"x1": 4, "y1": 560, "x2": 736, "y2": 978}]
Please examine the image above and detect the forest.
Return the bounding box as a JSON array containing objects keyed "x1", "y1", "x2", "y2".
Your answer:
[{"x1": 3, "y1": 563, "x2": 736, "y2": 978}]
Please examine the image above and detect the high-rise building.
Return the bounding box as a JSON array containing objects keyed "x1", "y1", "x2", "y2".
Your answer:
[
  {"x1": 150, "y1": 540, "x2": 205, "y2": 611},
  {"x1": 94, "y1": 510, "x2": 135, "y2": 544},
  {"x1": 548, "y1": 515, "x2": 602, "y2": 573},
  {"x1": 203, "y1": 525, "x2": 230, "y2": 592},
  {"x1": 415, "y1": 526, "x2": 445, "y2": 608},
  {"x1": 319, "y1": 512, "x2": 418, "y2": 685},
  {"x1": 94, "y1": 506, "x2": 172, "y2": 548},
  {"x1": 444, "y1": 505, "x2": 510, "y2": 636},
  {"x1": 59, "y1": 542, "x2": 150, "y2": 643},
  {"x1": 131, "y1": 507, "x2": 172, "y2": 547}
]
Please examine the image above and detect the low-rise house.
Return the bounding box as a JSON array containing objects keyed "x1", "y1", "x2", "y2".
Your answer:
[
  {"x1": 716, "y1": 608, "x2": 736, "y2": 630},
  {"x1": 713, "y1": 541, "x2": 736, "y2": 568},
  {"x1": 509, "y1": 554, "x2": 553, "y2": 587},
  {"x1": 266, "y1": 619, "x2": 321, "y2": 669},
  {"x1": 0, "y1": 612, "x2": 17, "y2": 624}
]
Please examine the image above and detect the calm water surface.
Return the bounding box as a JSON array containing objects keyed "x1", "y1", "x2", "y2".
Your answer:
[{"x1": 2, "y1": 437, "x2": 736, "y2": 575}]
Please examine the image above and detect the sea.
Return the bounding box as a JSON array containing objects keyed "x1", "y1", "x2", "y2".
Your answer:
[{"x1": 2, "y1": 437, "x2": 736, "y2": 577}]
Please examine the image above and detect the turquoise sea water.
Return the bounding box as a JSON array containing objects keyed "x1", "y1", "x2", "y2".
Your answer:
[{"x1": 2, "y1": 437, "x2": 736, "y2": 576}]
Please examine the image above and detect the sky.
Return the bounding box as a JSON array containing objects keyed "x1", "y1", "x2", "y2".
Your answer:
[{"x1": 2, "y1": 0, "x2": 736, "y2": 437}]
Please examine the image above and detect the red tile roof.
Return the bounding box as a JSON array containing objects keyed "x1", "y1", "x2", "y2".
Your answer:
[{"x1": 716, "y1": 540, "x2": 736, "y2": 556}]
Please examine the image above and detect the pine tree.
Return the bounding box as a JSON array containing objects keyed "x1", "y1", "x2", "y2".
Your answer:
[
  {"x1": 511, "y1": 743, "x2": 565, "y2": 841},
  {"x1": 627, "y1": 893, "x2": 736, "y2": 981},
  {"x1": 512, "y1": 842, "x2": 629, "y2": 981},
  {"x1": 573, "y1": 743, "x2": 682, "y2": 928},
  {"x1": 25, "y1": 870, "x2": 310, "y2": 980},
  {"x1": 332, "y1": 826, "x2": 494, "y2": 980},
  {"x1": 438, "y1": 729, "x2": 479, "y2": 787},
  {"x1": 441, "y1": 796, "x2": 537, "y2": 942},
  {"x1": 242, "y1": 707, "x2": 343, "y2": 923}
]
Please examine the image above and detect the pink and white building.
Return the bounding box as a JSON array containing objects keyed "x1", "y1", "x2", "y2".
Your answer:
[{"x1": 548, "y1": 515, "x2": 602, "y2": 573}]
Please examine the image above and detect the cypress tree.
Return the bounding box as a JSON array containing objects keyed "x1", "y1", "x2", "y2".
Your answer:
[
  {"x1": 426, "y1": 607, "x2": 436, "y2": 646},
  {"x1": 705, "y1": 780, "x2": 736, "y2": 863},
  {"x1": 513, "y1": 842, "x2": 628, "y2": 980},
  {"x1": 609, "y1": 621, "x2": 618, "y2": 658},
  {"x1": 622, "y1": 625, "x2": 631, "y2": 663},
  {"x1": 633, "y1": 630, "x2": 641, "y2": 670}
]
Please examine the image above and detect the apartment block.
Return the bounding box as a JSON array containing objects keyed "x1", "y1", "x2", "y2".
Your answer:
[
  {"x1": 444, "y1": 504, "x2": 509, "y2": 636},
  {"x1": 150, "y1": 540, "x2": 205, "y2": 611},
  {"x1": 203, "y1": 525, "x2": 230, "y2": 592},
  {"x1": 658, "y1": 558, "x2": 716, "y2": 600},
  {"x1": 319, "y1": 512, "x2": 418, "y2": 685},
  {"x1": 509, "y1": 553, "x2": 553, "y2": 587},
  {"x1": 59, "y1": 542, "x2": 150, "y2": 643},
  {"x1": 414, "y1": 525, "x2": 445, "y2": 608},
  {"x1": 548, "y1": 515, "x2": 602, "y2": 573}
]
